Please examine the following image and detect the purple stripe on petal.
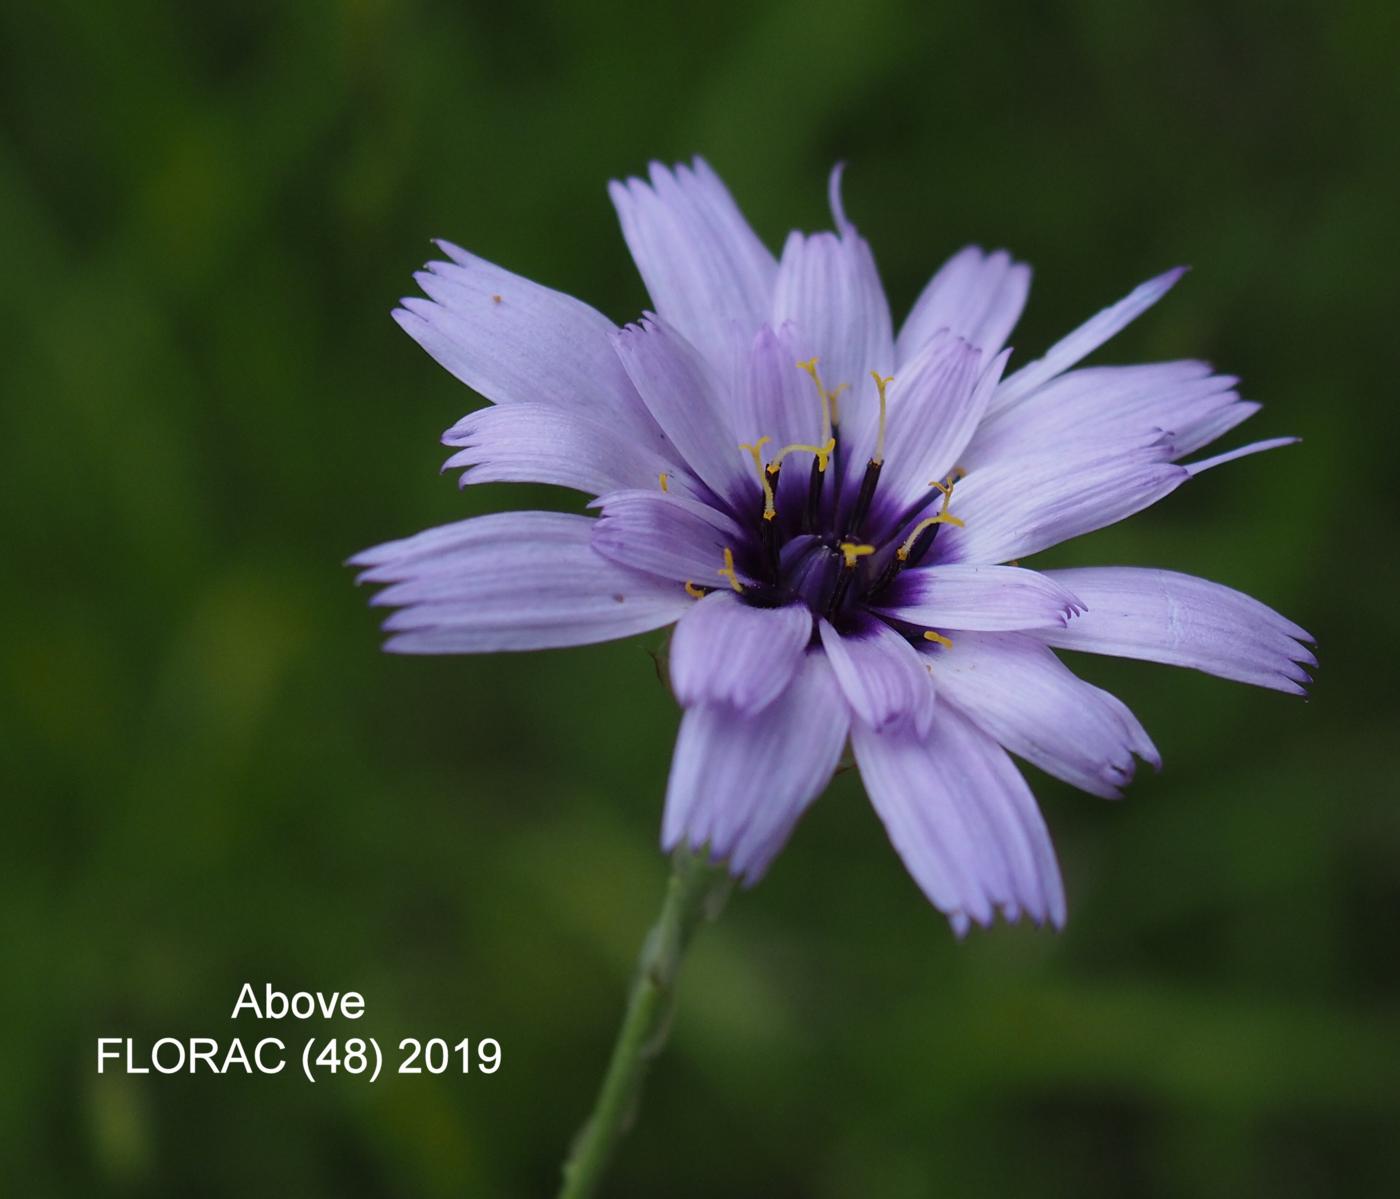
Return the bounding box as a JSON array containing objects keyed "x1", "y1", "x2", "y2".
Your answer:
[
  {"x1": 773, "y1": 228, "x2": 894, "y2": 398},
  {"x1": 400, "y1": 247, "x2": 653, "y2": 438},
  {"x1": 875, "y1": 333, "x2": 987, "y2": 511},
  {"x1": 350, "y1": 512, "x2": 691, "y2": 653},
  {"x1": 896, "y1": 245, "x2": 1032, "y2": 367},
  {"x1": 612, "y1": 315, "x2": 752, "y2": 504},
  {"x1": 772, "y1": 220, "x2": 895, "y2": 488},
  {"x1": 819, "y1": 615, "x2": 936, "y2": 735},
  {"x1": 852, "y1": 719, "x2": 998, "y2": 929},
  {"x1": 590, "y1": 489, "x2": 746, "y2": 584},
  {"x1": 609, "y1": 158, "x2": 777, "y2": 374},
  {"x1": 935, "y1": 709, "x2": 1068, "y2": 928},
  {"x1": 932, "y1": 437, "x2": 1187, "y2": 566},
  {"x1": 441, "y1": 402, "x2": 681, "y2": 498},
  {"x1": 1032, "y1": 567, "x2": 1314, "y2": 693},
  {"x1": 930, "y1": 632, "x2": 1159, "y2": 798},
  {"x1": 967, "y1": 360, "x2": 1256, "y2": 467},
  {"x1": 732, "y1": 321, "x2": 825, "y2": 453},
  {"x1": 663, "y1": 651, "x2": 848, "y2": 881},
  {"x1": 669, "y1": 591, "x2": 813, "y2": 714},
  {"x1": 874, "y1": 564, "x2": 1084, "y2": 632}
]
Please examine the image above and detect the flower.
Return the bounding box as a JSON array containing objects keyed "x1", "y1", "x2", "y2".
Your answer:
[{"x1": 352, "y1": 158, "x2": 1313, "y2": 934}]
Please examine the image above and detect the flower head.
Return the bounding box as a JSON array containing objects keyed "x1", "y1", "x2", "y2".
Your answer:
[{"x1": 353, "y1": 158, "x2": 1313, "y2": 934}]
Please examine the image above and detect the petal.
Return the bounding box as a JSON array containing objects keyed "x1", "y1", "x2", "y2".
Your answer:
[
  {"x1": 400, "y1": 246, "x2": 654, "y2": 436},
  {"x1": 612, "y1": 316, "x2": 751, "y2": 504},
  {"x1": 930, "y1": 438, "x2": 1187, "y2": 566},
  {"x1": 441, "y1": 402, "x2": 681, "y2": 497},
  {"x1": 876, "y1": 333, "x2": 991, "y2": 511},
  {"x1": 990, "y1": 267, "x2": 1187, "y2": 414},
  {"x1": 874, "y1": 564, "x2": 1085, "y2": 632},
  {"x1": 1183, "y1": 437, "x2": 1299, "y2": 476},
  {"x1": 773, "y1": 228, "x2": 894, "y2": 395},
  {"x1": 609, "y1": 157, "x2": 777, "y2": 373},
  {"x1": 895, "y1": 246, "x2": 1031, "y2": 367},
  {"x1": 1031, "y1": 567, "x2": 1314, "y2": 694},
  {"x1": 852, "y1": 718, "x2": 994, "y2": 928},
  {"x1": 929, "y1": 632, "x2": 1159, "y2": 798},
  {"x1": 731, "y1": 322, "x2": 824, "y2": 449},
  {"x1": 819, "y1": 615, "x2": 936, "y2": 735},
  {"x1": 853, "y1": 709, "x2": 1066, "y2": 928},
  {"x1": 663, "y1": 651, "x2": 849, "y2": 881},
  {"x1": 967, "y1": 361, "x2": 1258, "y2": 467},
  {"x1": 590, "y1": 489, "x2": 746, "y2": 584},
  {"x1": 351, "y1": 512, "x2": 690, "y2": 653},
  {"x1": 771, "y1": 221, "x2": 895, "y2": 487},
  {"x1": 669, "y1": 591, "x2": 813, "y2": 714}
]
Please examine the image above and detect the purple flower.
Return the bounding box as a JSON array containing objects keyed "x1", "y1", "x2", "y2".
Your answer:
[{"x1": 353, "y1": 158, "x2": 1313, "y2": 934}]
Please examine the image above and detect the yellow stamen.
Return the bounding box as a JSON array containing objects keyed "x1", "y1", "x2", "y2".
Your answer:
[
  {"x1": 837, "y1": 541, "x2": 876, "y2": 569},
  {"x1": 766, "y1": 437, "x2": 837, "y2": 474},
  {"x1": 922, "y1": 631, "x2": 954, "y2": 648},
  {"x1": 684, "y1": 580, "x2": 706, "y2": 599},
  {"x1": 895, "y1": 513, "x2": 965, "y2": 561},
  {"x1": 796, "y1": 358, "x2": 848, "y2": 439},
  {"x1": 717, "y1": 547, "x2": 744, "y2": 593},
  {"x1": 658, "y1": 472, "x2": 669, "y2": 493},
  {"x1": 895, "y1": 469, "x2": 967, "y2": 560},
  {"x1": 871, "y1": 372, "x2": 893, "y2": 465},
  {"x1": 738, "y1": 436, "x2": 776, "y2": 520}
]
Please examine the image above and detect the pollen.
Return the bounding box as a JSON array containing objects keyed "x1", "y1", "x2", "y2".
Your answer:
[
  {"x1": 658, "y1": 472, "x2": 669, "y2": 493},
  {"x1": 716, "y1": 546, "x2": 744, "y2": 593},
  {"x1": 837, "y1": 541, "x2": 876, "y2": 569},
  {"x1": 922, "y1": 630, "x2": 954, "y2": 649},
  {"x1": 871, "y1": 372, "x2": 893, "y2": 465},
  {"x1": 683, "y1": 580, "x2": 707, "y2": 599}
]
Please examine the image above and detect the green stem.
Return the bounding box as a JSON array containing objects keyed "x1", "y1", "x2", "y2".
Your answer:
[{"x1": 558, "y1": 848, "x2": 731, "y2": 1199}]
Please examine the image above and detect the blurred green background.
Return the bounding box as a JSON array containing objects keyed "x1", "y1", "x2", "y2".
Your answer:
[{"x1": 4, "y1": 0, "x2": 1397, "y2": 1194}]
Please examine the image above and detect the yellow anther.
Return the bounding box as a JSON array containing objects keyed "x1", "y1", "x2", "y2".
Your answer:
[
  {"x1": 837, "y1": 541, "x2": 876, "y2": 569},
  {"x1": 796, "y1": 358, "x2": 847, "y2": 439},
  {"x1": 767, "y1": 437, "x2": 838, "y2": 474},
  {"x1": 739, "y1": 436, "x2": 777, "y2": 521},
  {"x1": 922, "y1": 631, "x2": 954, "y2": 649},
  {"x1": 716, "y1": 546, "x2": 744, "y2": 593},
  {"x1": 684, "y1": 580, "x2": 706, "y2": 599},
  {"x1": 658, "y1": 472, "x2": 670, "y2": 493},
  {"x1": 871, "y1": 372, "x2": 893, "y2": 465}
]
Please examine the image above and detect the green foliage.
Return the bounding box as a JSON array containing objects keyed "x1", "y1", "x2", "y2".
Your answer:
[{"x1": 2, "y1": 1, "x2": 1396, "y2": 1194}]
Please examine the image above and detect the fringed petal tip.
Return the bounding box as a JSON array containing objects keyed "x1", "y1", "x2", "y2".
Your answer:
[
  {"x1": 946, "y1": 900, "x2": 1067, "y2": 938},
  {"x1": 1276, "y1": 645, "x2": 1317, "y2": 697}
]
